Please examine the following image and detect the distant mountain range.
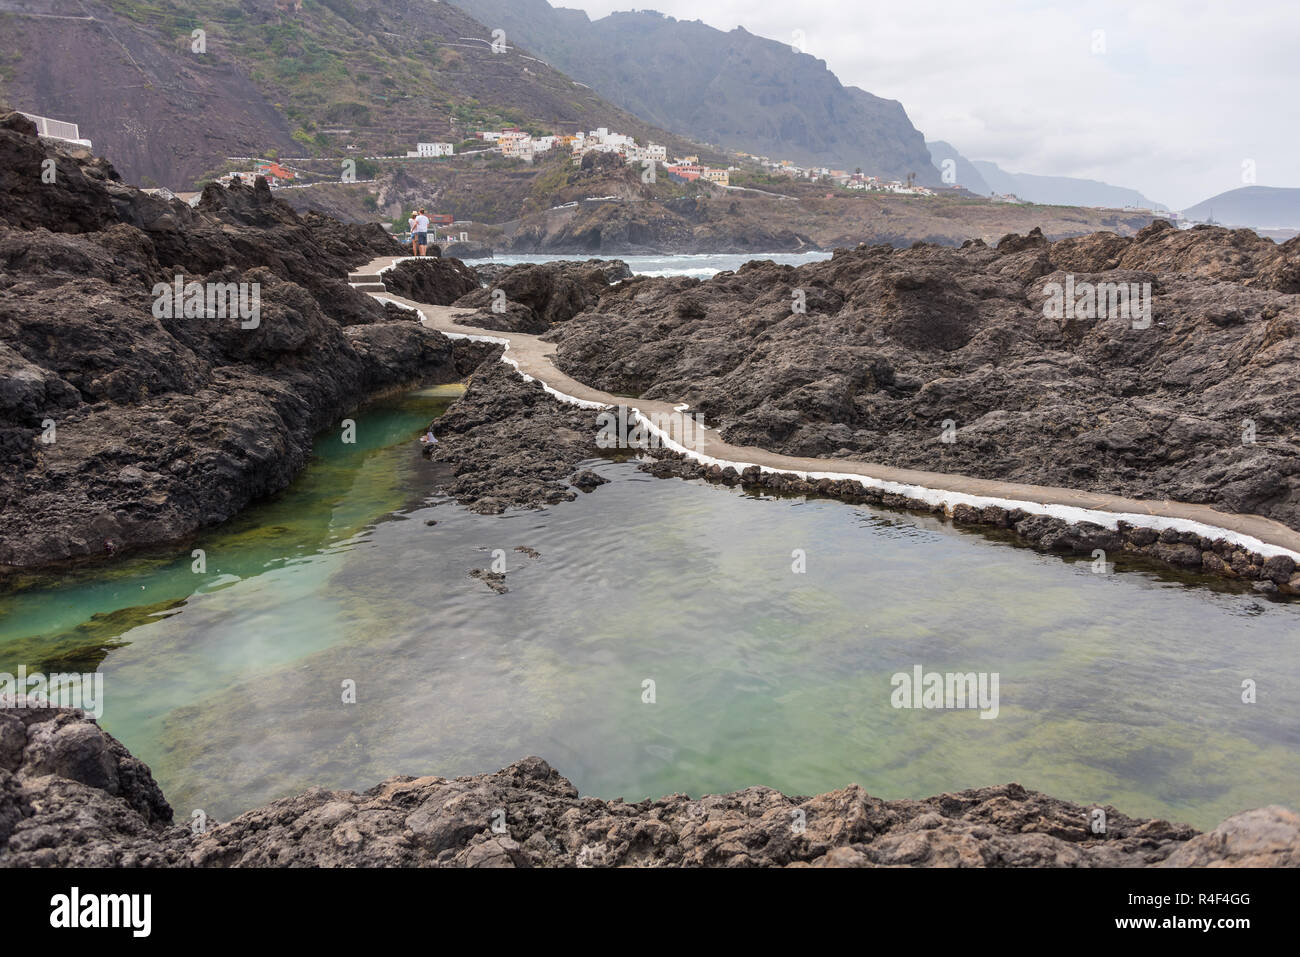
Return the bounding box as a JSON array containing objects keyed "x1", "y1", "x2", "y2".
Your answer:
[
  {"x1": 1182, "y1": 186, "x2": 1300, "y2": 229},
  {"x1": 928, "y1": 141, "x2": 1166, "y2": 210},
  {"x1": 453, "y1": 0, "x2": 940, "y2": 185},
  {"x1": 926, "y1": 141, "x2": 993, "y2": 195},
  {"x1": 972, "y1": 161, "x2": 1168, "y2": 211}
]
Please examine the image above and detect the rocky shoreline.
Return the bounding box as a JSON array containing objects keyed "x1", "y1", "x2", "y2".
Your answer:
[
  {"x1": 7, "y1": 105, "x2": 1294, "y2": 591},
  {"x1": 4, "y1": 114, "x2": 1300, "y2": 869},
  {"x1": 0, "y1": 111, "x2": 478, "y2": 576},
  {"x1": 366, "y1": 247, "x2": 1300, "y2": 592},
  {"x1": 543, "y1": 225, "x2": 1300, "y2": 539},
  {"x1": 2, "y1": 706, "x2": 1296, "y2": 867}
]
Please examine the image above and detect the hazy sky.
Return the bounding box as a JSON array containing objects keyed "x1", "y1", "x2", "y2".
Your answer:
[{"x1": 556, "y1": 1, "x2": 1297, "y2": 209}]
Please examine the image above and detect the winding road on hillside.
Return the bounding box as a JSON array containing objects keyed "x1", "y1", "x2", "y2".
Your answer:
[{"x1": 350, "y1": 255, "x2": 1300, "y2": 562}]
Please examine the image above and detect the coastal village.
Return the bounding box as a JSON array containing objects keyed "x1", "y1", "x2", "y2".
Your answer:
[
  {"x1": 17, "y1": 108, "x2": 1166, "y2": 232},
  {"x1": 209, "y1": 122, "x2": 942, "y2": 199},
  {"x1": 467, "y1": 125, "x2": 940, "y2": 194},
  {"x1": 183, "y1": 122, "x2": 945, "y2": 249}
]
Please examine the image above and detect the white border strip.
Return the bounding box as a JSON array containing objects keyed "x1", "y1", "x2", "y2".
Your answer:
[
  {"x1": 366, "y1": 289, "x2": 1300, "y2": 563},
  {"x1": 632, "y1": 409, "x2": 1300, "y2": 561}
]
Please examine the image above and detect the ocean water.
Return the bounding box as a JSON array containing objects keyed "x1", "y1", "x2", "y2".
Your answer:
[
  {"x1": 464, "y1": 251, "x2": 832, "y2": 279},
  {"x1": 1, "y1": 386, "x2": 1297, "y2": 829}
]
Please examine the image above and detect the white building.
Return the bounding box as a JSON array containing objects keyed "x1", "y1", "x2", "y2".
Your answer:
[
  {"x1": 628, "y1": 143, "x2": 667, "y2": 163},
  {"x1": 581, "y1": 127, "x2": 635, "y2": 151},
  {"x1": 415, "y1": 142, "x2": 453, "y2": 157}
]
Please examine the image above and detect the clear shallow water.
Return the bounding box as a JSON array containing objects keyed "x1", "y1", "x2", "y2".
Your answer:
[
  {"x1": 464, "y1": 251, "x2": 831, "y2": 279},
  {"x1": 2, "y1": 387, "x2": 1298, "y2": 829}
]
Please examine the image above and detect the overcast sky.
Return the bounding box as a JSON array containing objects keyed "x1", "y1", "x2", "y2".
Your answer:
[{"x1": 557, "y1": 1, "x2": 1297, "y2": 209}]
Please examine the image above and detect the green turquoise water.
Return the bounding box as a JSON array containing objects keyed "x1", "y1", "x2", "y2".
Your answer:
[{"x1": 2, "y1": 386, "x2": 1297, "y2": 830}]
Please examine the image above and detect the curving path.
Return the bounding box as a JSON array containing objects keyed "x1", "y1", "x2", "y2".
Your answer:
[{"x1": 351, "y1": 255, "x2": 1300, "y2": 561}]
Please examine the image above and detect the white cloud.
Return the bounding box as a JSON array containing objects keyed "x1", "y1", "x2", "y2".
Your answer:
[{"x1": 557, "y1": 0, "x2": 1299, "y2": 208}]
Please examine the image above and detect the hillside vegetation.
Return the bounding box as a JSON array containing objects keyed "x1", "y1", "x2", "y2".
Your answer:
[{"x1": 0, "y1": 0, "x2": 702, "y2": 187}]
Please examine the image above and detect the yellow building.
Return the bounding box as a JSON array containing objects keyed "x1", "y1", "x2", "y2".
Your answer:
[{"x1": 700, "y1": 168, "x2": 730, "y2": 187}]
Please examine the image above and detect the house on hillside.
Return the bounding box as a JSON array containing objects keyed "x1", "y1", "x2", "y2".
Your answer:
[
  {"x1": 499, "y1": 131, "x2": 534, "y2": 162},
  {"x1": 410, "y1": 142, "x2": 454, "y2": 157},
  {"x1": 628, "y1": 143, "x2": 667, "y2": 163},
  {"x1": 256, "y1": 162, "x2": 295, "y2": 184}
]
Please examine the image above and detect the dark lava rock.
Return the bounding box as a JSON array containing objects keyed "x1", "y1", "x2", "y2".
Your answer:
[
  {"x1": 570, "y1": 468, "x2": 610, "y2": 492},
  {"x1": 381, "y1": 257, "x2": 479, "y2": 306},
  {"x1": 423, "y1": 360, "x2": 607, "y2": 512},
  {"x1": 0, "y1": 703, "x2": 186, "y2": 866},
  {"x1": 547, "y1": 227, "x2": 1300, "y2": 534},
  {"x1": 468, "y1": 568, "x2": 508, "y2": 594},
  {"x1": 0, "y1": 114, "x2": 467, "y2": 573},
  {"x1": 453, "y1": 259, "x2": 632, "y2": 332},
  {"x1": 3, "y1": 708, "x2": 1297, "y2": 868}
]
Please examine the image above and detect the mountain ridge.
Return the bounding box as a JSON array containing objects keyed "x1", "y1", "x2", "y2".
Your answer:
[
  {"x1": 927, "y1": 141, "x2": 1166, "y2": 209},
  {"x1": 971, "y1": 159, "x2": 1167, "y2": 210},
  {"x1": 1183, "y1": 186, "x2": 1300, "y2": 229},
  {"x1": 452, "y1": 0, "x2": 940, "y2": 185}
]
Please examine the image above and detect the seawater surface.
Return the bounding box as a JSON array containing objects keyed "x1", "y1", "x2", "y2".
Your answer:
[
  {"x1": 1, "y1": 386, "x2": 1297, "y2": 829},
  {"x1": 464, "y1": 251, "x2": 832, "y2": 279}
]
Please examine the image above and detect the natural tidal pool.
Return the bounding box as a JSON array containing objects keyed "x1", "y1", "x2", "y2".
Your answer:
[{"x1": 2, "y1": 386, "x2": 1298, "y2": 830}]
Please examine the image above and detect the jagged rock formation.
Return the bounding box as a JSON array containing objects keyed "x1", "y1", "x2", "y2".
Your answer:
[
  {"x1": 381, "y1": 256, "x2": 481, "y2": 306},
  {"x1": 2, "y1": 707, "x2": 1297, "y2": 867},
  {"x1": 0, "y1": 705, "x2": 182, "y2": 867},
  {"x1": 422, "y1": 360, "x2": 606, "y2": 513},
  {"x1": 0, "y1": 111, "x2": 467, "y2": 573},
  {"x1": 452, "y1": 259, "x2": 632, "y2": 332},
  {"x1": 545, "y1": 223, "x2": 1300, "y2": 541}
]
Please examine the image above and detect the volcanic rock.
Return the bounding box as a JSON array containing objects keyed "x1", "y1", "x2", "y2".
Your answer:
[
  {"x1": 2, "y1": 708, "x2": 1297, "y2": 868},
  {"x1": 0, "y1": 115, "x2": 468, "y2": 573},
  {"x1": 547, "y1": 228, "x2": 1300, "y2": 534}
]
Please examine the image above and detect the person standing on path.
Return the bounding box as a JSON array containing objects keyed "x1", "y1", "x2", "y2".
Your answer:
[
  {"x1": 414, "y1": 209, "x2": 430, "y2": 257},
  {"x1": 408, "y1": 212, "x2": 418, "y2": 256}
]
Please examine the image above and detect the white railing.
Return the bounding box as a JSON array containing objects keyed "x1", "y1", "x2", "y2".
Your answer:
[{"x1": 19, "y1": 112, "x2": 83, "y2": 142}]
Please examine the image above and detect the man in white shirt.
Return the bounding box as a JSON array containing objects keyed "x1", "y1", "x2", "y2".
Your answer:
[{"x1": 414, "y1": 209, "x2": 430, "y2": 257}]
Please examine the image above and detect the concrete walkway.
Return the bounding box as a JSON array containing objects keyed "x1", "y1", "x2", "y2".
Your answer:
[{"x1": 352, "y1": 254, "x2": 1300, "y2": 560}]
